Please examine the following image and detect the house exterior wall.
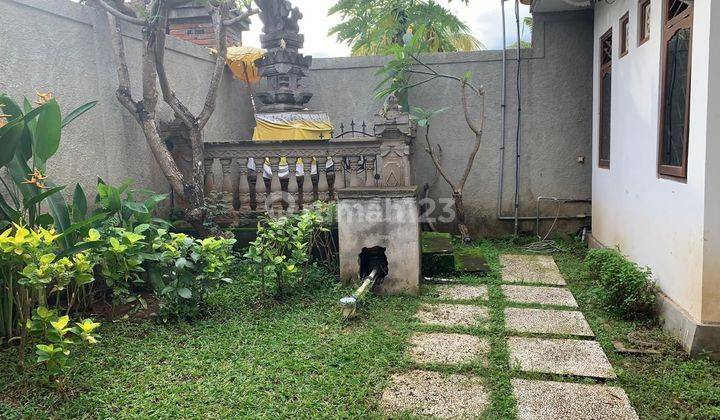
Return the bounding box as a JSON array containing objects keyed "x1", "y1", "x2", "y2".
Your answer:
[{"x1": 591, "y1": 0, "x2": 719, "y2": 328}]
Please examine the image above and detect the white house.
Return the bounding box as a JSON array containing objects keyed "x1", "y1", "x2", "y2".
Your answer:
[{"x1": 525, "y1": 0, "x2": 719, "y2": 358}]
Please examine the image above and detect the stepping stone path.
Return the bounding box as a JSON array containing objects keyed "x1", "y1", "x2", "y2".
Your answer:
[
  {"x1": 409, "y1": 332, "x2": 490, "y2": 365},
  {"x1": 380, "y1": 252, "x2": 637, "y2": 418},
  {"x1": 414, "y1": 303, "x2": 489, "y2": 328},
  {"x1": 504, "y1": 307, "x2": 594, "y2": 337},
  {"x1": 436, "y1": 284, "x2": 488, "y2": 300}
]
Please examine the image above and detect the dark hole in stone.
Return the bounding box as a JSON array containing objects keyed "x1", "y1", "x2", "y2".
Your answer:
[{"x1": 359, "y1": 246, "x2": 389, "y2": 281}]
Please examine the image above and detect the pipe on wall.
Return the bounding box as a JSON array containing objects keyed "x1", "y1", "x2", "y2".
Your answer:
[{"x1": 496, "y1": 1, "x2": 592, "y2": 229}]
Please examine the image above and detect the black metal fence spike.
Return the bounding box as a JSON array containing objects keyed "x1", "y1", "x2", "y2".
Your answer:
[
  {"x1": 340, "y1": 123, "x2": 345, "y2": 133},
  {"x1": 361, "y1": 121, "x2": 367, "y2": 132},
  {"x1": 350, "y1": 120, "x2": 355, "y2": 131}
]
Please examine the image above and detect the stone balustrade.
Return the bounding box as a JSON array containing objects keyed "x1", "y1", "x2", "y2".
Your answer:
[{"x1": 202, "y1": 137, "x2": 384, "y2": 214}]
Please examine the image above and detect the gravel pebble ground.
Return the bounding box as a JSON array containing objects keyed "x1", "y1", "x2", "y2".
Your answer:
[
  {"x1": 504, "y1": 307, "x2": 595, "y2": 337},
  {"x1": 501, "y1": 284, "x2": 578, "y2": 307},
  {"x1": 381, "y1": 369, "x2": 490, "y2": 418},
  {"x1": 409, "y1": 332, "x2": 490, "y2": 365},
  {"x1": 513, "y1": 379, "x2": 639, "y2": 420},
  {"x1": 414, "y1": 303, "x2": 489, "y2": 327},
  {"x1": 500, "y1": 254, "x2": 567, "y2": 285},
  {"x1": 508, "y1": 337, "x2": 616, "y2": 378},
  {"x1": 436, "y1": 284, "x2": 489, "y2": 301}
]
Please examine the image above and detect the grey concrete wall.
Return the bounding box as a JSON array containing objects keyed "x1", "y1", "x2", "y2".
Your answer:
[
  {"x1": 305, "y1": 11, "x2": 594, "y2": 236},
  {"x1": 0, "y1": 0, "x2": 254, "y2": 199},
  {"x1": 1, "y1": 0, "x2": 592, "y2": 236}
]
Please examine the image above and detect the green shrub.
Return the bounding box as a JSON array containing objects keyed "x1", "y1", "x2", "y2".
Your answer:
[
  {"x1": 150, "y1": 231, "x2": 236, "y2": 322},
  {"x1": 584, "y1": 248, "x2": 657, "y2": 319},
  {"x1": 244, "y1": 203, "x2": 334, "y2": 297}
]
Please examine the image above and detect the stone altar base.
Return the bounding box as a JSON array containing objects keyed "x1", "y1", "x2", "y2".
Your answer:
[{"x1": 337, "y1": 187, "x2": 421, "y2": 295}]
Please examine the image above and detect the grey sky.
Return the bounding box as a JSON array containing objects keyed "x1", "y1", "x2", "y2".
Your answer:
[{"x1": 243, "y1": 0, "x2": 532, "y2": 57}]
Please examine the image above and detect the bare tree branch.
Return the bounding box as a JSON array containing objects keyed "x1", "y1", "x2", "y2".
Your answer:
[
  {"x1": 154, "y1": 6, "x2": 196, "y2": 127},
  {"x1": 424, "y1": 124, "x2": 457, "y2": 191},
  {"x1": 197, "y1": 4, "x2": 229, "y2": 129},
  {"x1": 461, "y1": 81, "x2": 483, "y2": 136},
  {"x1": 106, "y1": 12, "x2": 137, "y2": 115},
  {"x1": 223, "y1": 7, "x2": 260, "y2": 26},
  {"x1": 94, "y1": 0, "x2": 146, "y2": 25}
]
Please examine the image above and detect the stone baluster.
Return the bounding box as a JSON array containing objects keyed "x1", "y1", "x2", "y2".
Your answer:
[
  {"x1": 363, "y1": 155, "x2": 377, "y2": 186},
  {"x1": 204, "y1": 158, "x2": 215, "y2": 193},
  {"x1": 237, "y1": 158, "x2": 251, "y2": 211},
  {"x1": 219, "y1": 158, "x2": 234, "y2": 207},
  {"x1": 316, "y1": 156, "x2": 330, "y2": 202},
  {"x1": 268, "y1": 156, "x2": 282, "y2": 213},
  {"x1": 255, "y1": 157, "x2": 267, "y2": 213},
  {"x1": 302, "y1": 157, "x2": 313, "y2": 209},
  {"x1": 332, "y1": 156, "x2": 345, "y2": 196},
  {"x1": 287, "y1": 156, "x2": 299, "y2": 213},
  {"x1": 347, "y1": 156, "x2": 361, "y2": 187}
]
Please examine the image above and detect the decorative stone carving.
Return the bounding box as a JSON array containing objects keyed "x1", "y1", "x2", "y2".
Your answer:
[
  {"x1": 254, "y1": 0, "x2": 312, "y2": 111},
  {"x1": 373, "y1": 100, "x2": 416, "y2": 187}
]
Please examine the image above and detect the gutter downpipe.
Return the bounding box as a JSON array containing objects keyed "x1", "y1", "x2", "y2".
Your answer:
[
  {"x1": 512, "y1": 0, "x2": 522, "y2": 235},
  {"x1": 497, "y1": 0, "x2": 508, "y2": 224}
]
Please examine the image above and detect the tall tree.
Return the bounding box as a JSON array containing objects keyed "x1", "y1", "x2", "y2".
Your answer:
[
  {"x1": 329, "y1": 0, "x2": 483, "y2": 56},
  {"x1": 93, "y1": 0, "x2": 258, "y2": 234}
]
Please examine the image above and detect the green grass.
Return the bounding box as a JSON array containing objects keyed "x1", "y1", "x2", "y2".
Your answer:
[
  {"x1": 2, "y1": 238, "x2": 719, "y2": 419},
  {"x1": 0, "y1": 270, "x2": 419, "y2": 419}
]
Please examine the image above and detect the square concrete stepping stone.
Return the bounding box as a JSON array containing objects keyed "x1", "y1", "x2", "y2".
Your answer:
[
  {"x1": 513, "y1": 379, "x2": 638, "y2": 420},
  {"x1": 409, "y1": 332, "x2": 490, "y2": 365},
  {"x1": 502, "y1": 284, "x2": 578, "y2": 307},
  {"x1": 500, "y1": 254, "x2": 566, "y2": 285},
  {"x1": 508, "y1": 337, "x2": 616, "y2": 378},
  {"x1": 436, "y1": 284, "x2": 488, "y2": 301},
  {"x1": 381, "y1": 369, "x2": 490, "y2": 418},
  {"x1": 505, "y1": 307, "x2": 594, "y2": 337},
  {"x1": 414, "y1": 304, "x2": 489, "y2": 328}
]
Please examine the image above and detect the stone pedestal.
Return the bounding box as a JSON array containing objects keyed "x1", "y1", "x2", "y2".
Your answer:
[{"x1": 337, "y1": 186, "x2": 421, "y2": 296}]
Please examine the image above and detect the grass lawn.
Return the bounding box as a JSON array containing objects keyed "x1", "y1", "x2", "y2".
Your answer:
[{"x1": 2, "y1": 239, "x2": 719, "y2": 419}]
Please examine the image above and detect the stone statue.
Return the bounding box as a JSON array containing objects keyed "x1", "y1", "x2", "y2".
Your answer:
[{"x1": 255, "y1": 0, "x2": 302, "y2": 35}]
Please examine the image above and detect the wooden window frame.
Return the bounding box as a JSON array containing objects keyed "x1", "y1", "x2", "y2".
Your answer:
[
  {"x1": 657, "y1": 0, "x2": 693, "y2": 179},
  {"x1": 620, "y1": 12, "x2": 630, "y2": 57},
  {"x1": 638, "y1": 0, "x2": 651, "y2": 46},
  {"x1": 598, "y1": 29, "x2": 613, "y2": 169}
]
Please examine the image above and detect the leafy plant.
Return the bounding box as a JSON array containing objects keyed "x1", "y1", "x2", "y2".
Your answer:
[
  {"x1": 201, "y1": 190, "x2": 232, "y2": 236},
  {"x1": 245, "y1": 203, "x2": 333, "y2": 297},
  {"x1": 94, "y1": 178, "x2": 168, "y2": 230},
  {"x1": 150, "y1": 231, "x2": 235, "y2": 322},
  {"x1": 0, "y1": 224, "x2": 97, "y2": 367},
  {"x1": 27, "y1": 306, "x2": 100, "y2": 380},
  {"x1": 84, "y1": 227, "x2": 148, "y2": 313},
  {"x1": 584, "y1": 248, "x2": 657, "y2": 319}
]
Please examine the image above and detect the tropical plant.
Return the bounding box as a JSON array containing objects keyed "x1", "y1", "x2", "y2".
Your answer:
[
  {"x1": 27, "y1": 306, "x2": 100, "y2": 381},
  {"x1": 93, "y1": 178, "x2": 169, "y2": 230},
  {"x1": 329, "y1": 0, "x2": 482, "y2": 56},
  {"x1": 245, "y1": 203, "x2": 333, "y2": 297},
  {"x1": 150, "y1": 231, "x2": 235, "y2": 322},
  {"x1": 0, "y1": 224, "x2": 98, "y2": 367},
  {"x1": 375, "y1": 28, "x2": 485, "y2": 241}
]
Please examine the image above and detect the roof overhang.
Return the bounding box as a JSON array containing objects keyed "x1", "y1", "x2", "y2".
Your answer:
[{"x1": 521, "y1": 0, "x2": 593, "y2": 13}]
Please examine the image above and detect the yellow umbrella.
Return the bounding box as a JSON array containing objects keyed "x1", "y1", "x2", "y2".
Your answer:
[{"x1": 225, "y1": 46, "x2": 265, "y2": 84}]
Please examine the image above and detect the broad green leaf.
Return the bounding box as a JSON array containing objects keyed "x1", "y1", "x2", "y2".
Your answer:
[
  {"x1": 23, "y1": 185, "x2": 65, "y2": 209},
  {"x1": 123, "y1": 201, "x2": 148, "y2": 214},
  {"x1": 34, "y1": 98, "x2": 62, "y2": 165},
  {"x1": 61, "y1": 101, "x2": 97, "y2": 128},
  {"x1": 44, "y1": 180, "x2": 72, "y2": 249},
  {"x1": 177, "y1": 288, "x2": 192, "y2": 299},
  {"x1": 0, "y1": 118, "x2": 24, "y2": 168},
  {"x1": 72, "y1": 184, "x2": 87, "y2": 222}
]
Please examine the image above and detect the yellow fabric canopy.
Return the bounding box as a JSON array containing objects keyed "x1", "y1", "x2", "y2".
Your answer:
[
  {"x1": 225, "y1": 46, "x2": 264, "y2": 84},
  {"x1": 252, "y1": 111, "x2": 333, "y2": 141}
]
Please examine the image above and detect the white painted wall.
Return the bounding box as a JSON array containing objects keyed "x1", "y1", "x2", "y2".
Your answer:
[{"x1": 592, "y1": 0, "x2": 718, "y2": 323}]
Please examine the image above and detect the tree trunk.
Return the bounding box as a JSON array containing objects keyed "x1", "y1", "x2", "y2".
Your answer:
[{"x1": 452, "y1": 190, "x2": 471, "y2": 243}]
